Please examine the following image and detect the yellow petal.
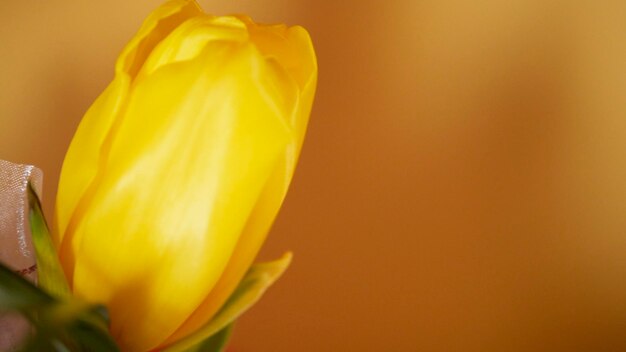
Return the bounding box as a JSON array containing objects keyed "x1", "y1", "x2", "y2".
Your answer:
[
  {"x1": 137, "y1": 15, "x2": 248, "y2": 79},
  {"x1": 68, "y1": 40, "x2": 293, "y2": 352},
  {"x1": 115, "y1": 0, "x2": 202, "y2": 78},
  {"x1": 55, "y1": 0, "x2": 201, "y2": 275},
  {"x1": 165, "y1": 24, "x2": 317, "y2": 345},
  {"x1": 54, "y1": 75, "x2": 129, "y2": 249},
  {"x1": 238, "y1": 17, "x2": 317, "y2": 90},
  {"x1": 237, "y1": 18, "x2": 318, "y2": 142}
]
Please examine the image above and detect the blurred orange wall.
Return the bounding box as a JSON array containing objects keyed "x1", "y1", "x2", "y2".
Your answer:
[{"x1": 2, "y1": 0, "x2": 626, "y2": 351}]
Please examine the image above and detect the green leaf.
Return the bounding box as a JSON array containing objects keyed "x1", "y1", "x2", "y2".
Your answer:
[
  {"x1": 181, "y1": 324, "x2": 234, "y2": 352},
  {"x1": 35, "y1": 299, "x2": 118, "y2": 351},
  {"x1": 27, "y1": 182, "x2": 71, "y2": 299},
  {"x1": 66, "y1": 319, "x2": 121, "y2": 352},
  {"x1": 164, "y1": 252, "x2": 292, "y2": 352},
  {"x1": 0, "y1": 261, "x2": 119, "y2": 352},
  {"x1": 0, "y1": 261, "x2": 53, "y2": 311}
]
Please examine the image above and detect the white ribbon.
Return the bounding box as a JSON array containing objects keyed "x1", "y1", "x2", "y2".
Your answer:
[{"x1": 0, "y1": 159, "x2": 43, "y2": 350}]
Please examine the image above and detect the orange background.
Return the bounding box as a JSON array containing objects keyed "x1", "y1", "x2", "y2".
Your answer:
[{"x1": 2, "y1": 1, "x2": 626, "y2": 351}]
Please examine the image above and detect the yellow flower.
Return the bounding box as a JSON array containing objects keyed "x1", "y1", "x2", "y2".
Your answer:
[{"x1": 53, "y1": 0, "x2": 317, "y2": 350}]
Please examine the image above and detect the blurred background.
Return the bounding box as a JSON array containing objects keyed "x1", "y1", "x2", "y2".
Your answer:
[{"x1": 2, "y1": 0, "x2": 626, "y2": 351}]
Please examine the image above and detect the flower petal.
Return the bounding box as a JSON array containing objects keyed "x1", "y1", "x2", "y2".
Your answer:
[
  {"x1": 68, "y1": 40, "x2": 293, "y2": 352},
  {"x1": 165, "y1": 23, "x2": 317, "y2": 345},
  {"x1": 55, "y1": 0, "x2": 202, "y2": 277},
  {"x1": 137, "y1": 15, "x2": 249, "y2": 79},
  {"x1": 55, "y1": 75, "x2": 129, "y2": 250},
  {"x1": 115, "y1": 0, "x2": 202, "y2": 78},
  {"x1": 238, "y1": 19, "x2": 318, "y2": 141}
]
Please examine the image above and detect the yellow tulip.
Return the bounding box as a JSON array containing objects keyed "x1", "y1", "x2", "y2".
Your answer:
[{"x1": 53, "y1": 0, "x2": 317, "y2": 350}]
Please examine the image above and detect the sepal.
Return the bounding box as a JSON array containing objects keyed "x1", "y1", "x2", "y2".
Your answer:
[
  {"x1": 164, "y1": 252, "x2": 292, "y2": 352},
  {"x1": 179, "y1": 324, "x2": 234, "y2": 352},
  {"x1": 27, "y1": 182, "x2": 70, "y2": 299}
]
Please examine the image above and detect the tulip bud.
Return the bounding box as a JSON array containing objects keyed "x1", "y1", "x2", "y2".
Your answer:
[{"x1": 54, "y1": 0, "x2": 317, "y2": 350}]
